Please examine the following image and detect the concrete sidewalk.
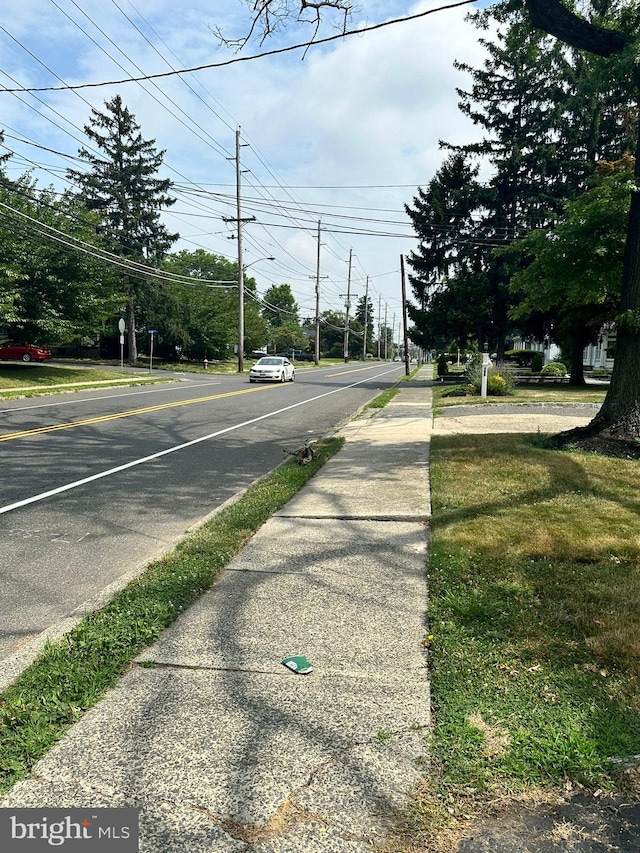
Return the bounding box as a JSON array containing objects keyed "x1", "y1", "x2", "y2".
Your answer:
[
  {"x1": 0, "y1": 371, "x2": 435, "y2": 851},
  {"x1": 2, "y1": 374, "x2": 618, "y2": 852}
]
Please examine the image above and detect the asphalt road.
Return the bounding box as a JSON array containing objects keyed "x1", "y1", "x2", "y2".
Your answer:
[{"x1": 0, "y1": 362, "x2": 404, "y2": 665}]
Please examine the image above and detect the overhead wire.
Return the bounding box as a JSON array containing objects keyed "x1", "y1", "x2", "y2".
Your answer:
[
  {"x1": 0, "y1": 199, "x2": 240, "y2": 287},
  {"x1": 0, "y1": 1, "x2": 477, "y2": 93},
  {"x1": 0, "y1": 1, "x2": 490, "y2": 319}
]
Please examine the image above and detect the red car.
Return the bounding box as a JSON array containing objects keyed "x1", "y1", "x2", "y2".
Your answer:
[{"x1": 0, "y1": 342, "x2": 52, "y2": 362}]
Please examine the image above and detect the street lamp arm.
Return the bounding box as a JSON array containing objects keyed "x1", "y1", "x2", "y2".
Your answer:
[{"x1": 244, "y1": 256, "x2": 276, "y2": 270}]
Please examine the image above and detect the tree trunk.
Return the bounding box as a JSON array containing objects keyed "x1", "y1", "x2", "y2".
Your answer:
[
  {"x1": 524, "y1": 0, "x2": 633, "y2": 57},
  {"x1": 522, "y1": 0, "x2": 640, "y2": 451},
  {"x1": 569, "y1": 337, "x2": 586, "y2": 386},
  {"x1": 127, "y1": 297, "x2": 138, "y2": 364},
  {"x1": 558, "y1": 120, "x2": 640, "y2": 444},
  {"x1": 587, "y1": 136, "x2": 640, "y2": 438}
]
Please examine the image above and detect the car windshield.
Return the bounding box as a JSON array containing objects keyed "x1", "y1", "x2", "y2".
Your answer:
[{"x1": 257, "y1": 358, "x2": 282, "y2": 365}]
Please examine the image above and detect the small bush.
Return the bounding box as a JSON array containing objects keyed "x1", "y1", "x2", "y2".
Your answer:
[
  {"x1": 487, "y1": 373, "x2": 509, "y2": 395},
  {"x1": 437, "y1": 354, "x2": 449, "y2": 376},
  {"x1": 467, "y1": 360, "x2": 516, "y2": 396},
  {"x1": 530, "y1": 352, "x2": 544, "y2": 373},
  {"x1": 541, "y1": 361, "x2": 567, "y2": 376}
]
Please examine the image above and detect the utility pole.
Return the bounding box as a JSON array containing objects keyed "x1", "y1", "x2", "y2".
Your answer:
[
  {"x1": 342, "y1": 248, "x2": 353, "y2": 362},
  {"x1": 384, "y1": 302, "x2": 388, "y2": 360},
  {"x1": 392, "y1": 311, "x2": 396, "y2": 360},
  {"x1": 400, "y1": 254, "x2": 410, "y2": 376},
  {"x1": 377, "y1": 294, "x2": 382, "y2": 359},
  {"x1": 223, "y1": 128, "x2": 255, "y2": 373},
  {"x1": 362, "y1": 276, "x2": 369, "y2": 361},
  {"x1": 314, "y1": 220, "x2": 322, "y2": 366}
]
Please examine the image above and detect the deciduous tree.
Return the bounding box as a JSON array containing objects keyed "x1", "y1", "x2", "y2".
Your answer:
[{"x1": 523, "y1": 0, "x2": 640, "y2": 448}]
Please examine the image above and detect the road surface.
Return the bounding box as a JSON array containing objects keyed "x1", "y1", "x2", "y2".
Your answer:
[{"x1": 0, "y1": 362, "x2": 403, "y2": 666}]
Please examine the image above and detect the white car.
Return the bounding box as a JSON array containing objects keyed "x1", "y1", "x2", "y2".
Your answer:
[{"x1": 249, "y1": 356, "x2": 295, "y2": 383}]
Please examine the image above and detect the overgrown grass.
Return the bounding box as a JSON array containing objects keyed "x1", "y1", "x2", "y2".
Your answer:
[
  {"x1": 363, "y1": 387, "x2": 400, "y2": 410},
  {"x1": 0, "y1": 436, "x2": 344, "y2": 793},
  {"x1": 420, "y1": 433, "x2": 640, "y2": 839},
  {"x1": 432, "y1": 381, "x2": 607, "y2": 411}
]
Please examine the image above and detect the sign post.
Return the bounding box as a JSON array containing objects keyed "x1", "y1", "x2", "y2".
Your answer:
[
  {"x1": 118, "y1": 318, "x2": 125, "y2": 369},
  {"x1": 481, "y1": 343, "x2": 491, "y2": 399},
  {"x1": 148, "y1": 330, "x2": 157, "y2": 372}
]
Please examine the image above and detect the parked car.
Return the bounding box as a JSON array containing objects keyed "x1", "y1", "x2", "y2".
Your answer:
[
  {"x1": 277, "y1": 349, "x2": 314, "y2": 362},
  {"x1": 249, "y1": 356, "x2": 295, "y2": 383},
  {"x1": 0, "y1": 342, "x2": 52, "y2": 362}
]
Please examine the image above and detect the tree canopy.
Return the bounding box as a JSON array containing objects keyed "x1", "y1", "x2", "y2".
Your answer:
[{"x1": 0, "y1": 171, "x2": 123, "y2": 344}]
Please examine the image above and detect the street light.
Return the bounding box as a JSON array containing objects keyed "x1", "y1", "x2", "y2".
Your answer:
[{"x1": 238, "y1": 256, "x2": 276, "y2": 372}]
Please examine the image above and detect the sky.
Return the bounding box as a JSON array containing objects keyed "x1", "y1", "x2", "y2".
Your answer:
[{"x1": 0, "y1": 0, "x2": 496, "y2": 337}]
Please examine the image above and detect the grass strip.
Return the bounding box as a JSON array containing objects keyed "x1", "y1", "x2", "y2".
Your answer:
[
  {"x1": 0, "y1": 436, "x2": 344, "y2": 793},
  {"x1": 0, "y1": 365, "x2": 170, "y2": 398},
  {"x1": 417, "y1": 433, "x2": 640, "y2": 837},
  {"x1": 363, "y1": 387, "x2": 400, "y2": 410}
]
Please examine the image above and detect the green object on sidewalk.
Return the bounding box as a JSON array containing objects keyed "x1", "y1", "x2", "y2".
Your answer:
[{"x1": 282, "y1": 655, "x2": 313, "y2": 674}]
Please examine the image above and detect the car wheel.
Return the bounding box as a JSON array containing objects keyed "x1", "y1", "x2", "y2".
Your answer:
[
  {"x1": 280, "y1": 373, "x2": 285, "y2": 383},
  {"x1": 249, "y1": 378, "x2": 256, "y2": 383},
  {"x1": 290, "y1": 372, "x2": 295, "y2": 382},
  {"x1": 22, "y1": 353, "x2": 31, "y2": 362}
]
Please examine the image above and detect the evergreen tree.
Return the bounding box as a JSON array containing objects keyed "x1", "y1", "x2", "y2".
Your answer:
[
  {"x1": 452, "y1": 4, "x2": 584, "y2": 233},
  {"x1": 405, "y1": 153, "x2": 488, "y2": 350},
  {"x1": 67, "y1": 95, "x2": 177, "y2": 362},
  {"x1": 407, "y1": 1, "x2": 638, "y2": 363},
  {"x1": 354, "y1": 293, "x2": 374, "y2": 354}
]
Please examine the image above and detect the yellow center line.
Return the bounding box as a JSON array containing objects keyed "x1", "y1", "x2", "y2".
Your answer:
[{"x1": 0, "y1": 384, "x2": 277, "y2": 443}]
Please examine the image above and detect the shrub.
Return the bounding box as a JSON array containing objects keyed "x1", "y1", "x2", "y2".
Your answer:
[
  {"x1": 541, "y1": 361, "x2": 567, "y2": 376},
  {"x1": 437, "y1": 354, "x2": 449, "y2": 376},
  {"x1": 530, "y1": 352, "x2": 544, "y2": 373},
  {"x1": 467, "y1": 360, "x2": 515, "y2": 396}
]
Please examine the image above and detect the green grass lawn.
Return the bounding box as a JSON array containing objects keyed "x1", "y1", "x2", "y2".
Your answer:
[
  {"x1": 0, "y1": 364, "x2": 171, "y2": 396},
  {"x1": 410, "y1": 431, "x2": 640, "y2": 847}
]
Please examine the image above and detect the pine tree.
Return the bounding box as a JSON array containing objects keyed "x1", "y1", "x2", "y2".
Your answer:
[
  {"x1": 354, "y1": 294, "x2": 374, "y2": 355},
  {"x1": 67, "y1": 95, "x2": 177, "y2": 362},
  {"x1": 404, "y1": 153, "x2": 497, "y2": 351},
  {"x1": 408, "y1": 1, "x2": 638, "y2": 361},
  {"x1": 451, "y1": 4, "x2": 591, "y2": 236}
]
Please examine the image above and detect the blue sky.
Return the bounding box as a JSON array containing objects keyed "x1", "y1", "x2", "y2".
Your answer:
[{"x1": 0, "y1": 1, "x2": 495, "y2": 328}]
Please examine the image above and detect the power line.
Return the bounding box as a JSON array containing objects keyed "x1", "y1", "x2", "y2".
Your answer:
[
  {"x1": 0, "y1": 199, "x2": 239, "y2": 287},
  {"x1": 0, "y1": 1, "x2": 477, "y2": 93}
]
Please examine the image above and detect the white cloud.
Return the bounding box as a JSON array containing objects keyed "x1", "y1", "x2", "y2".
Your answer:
[{"x1": 0, "y1": 0, "x2": 495, "y2": 315}]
